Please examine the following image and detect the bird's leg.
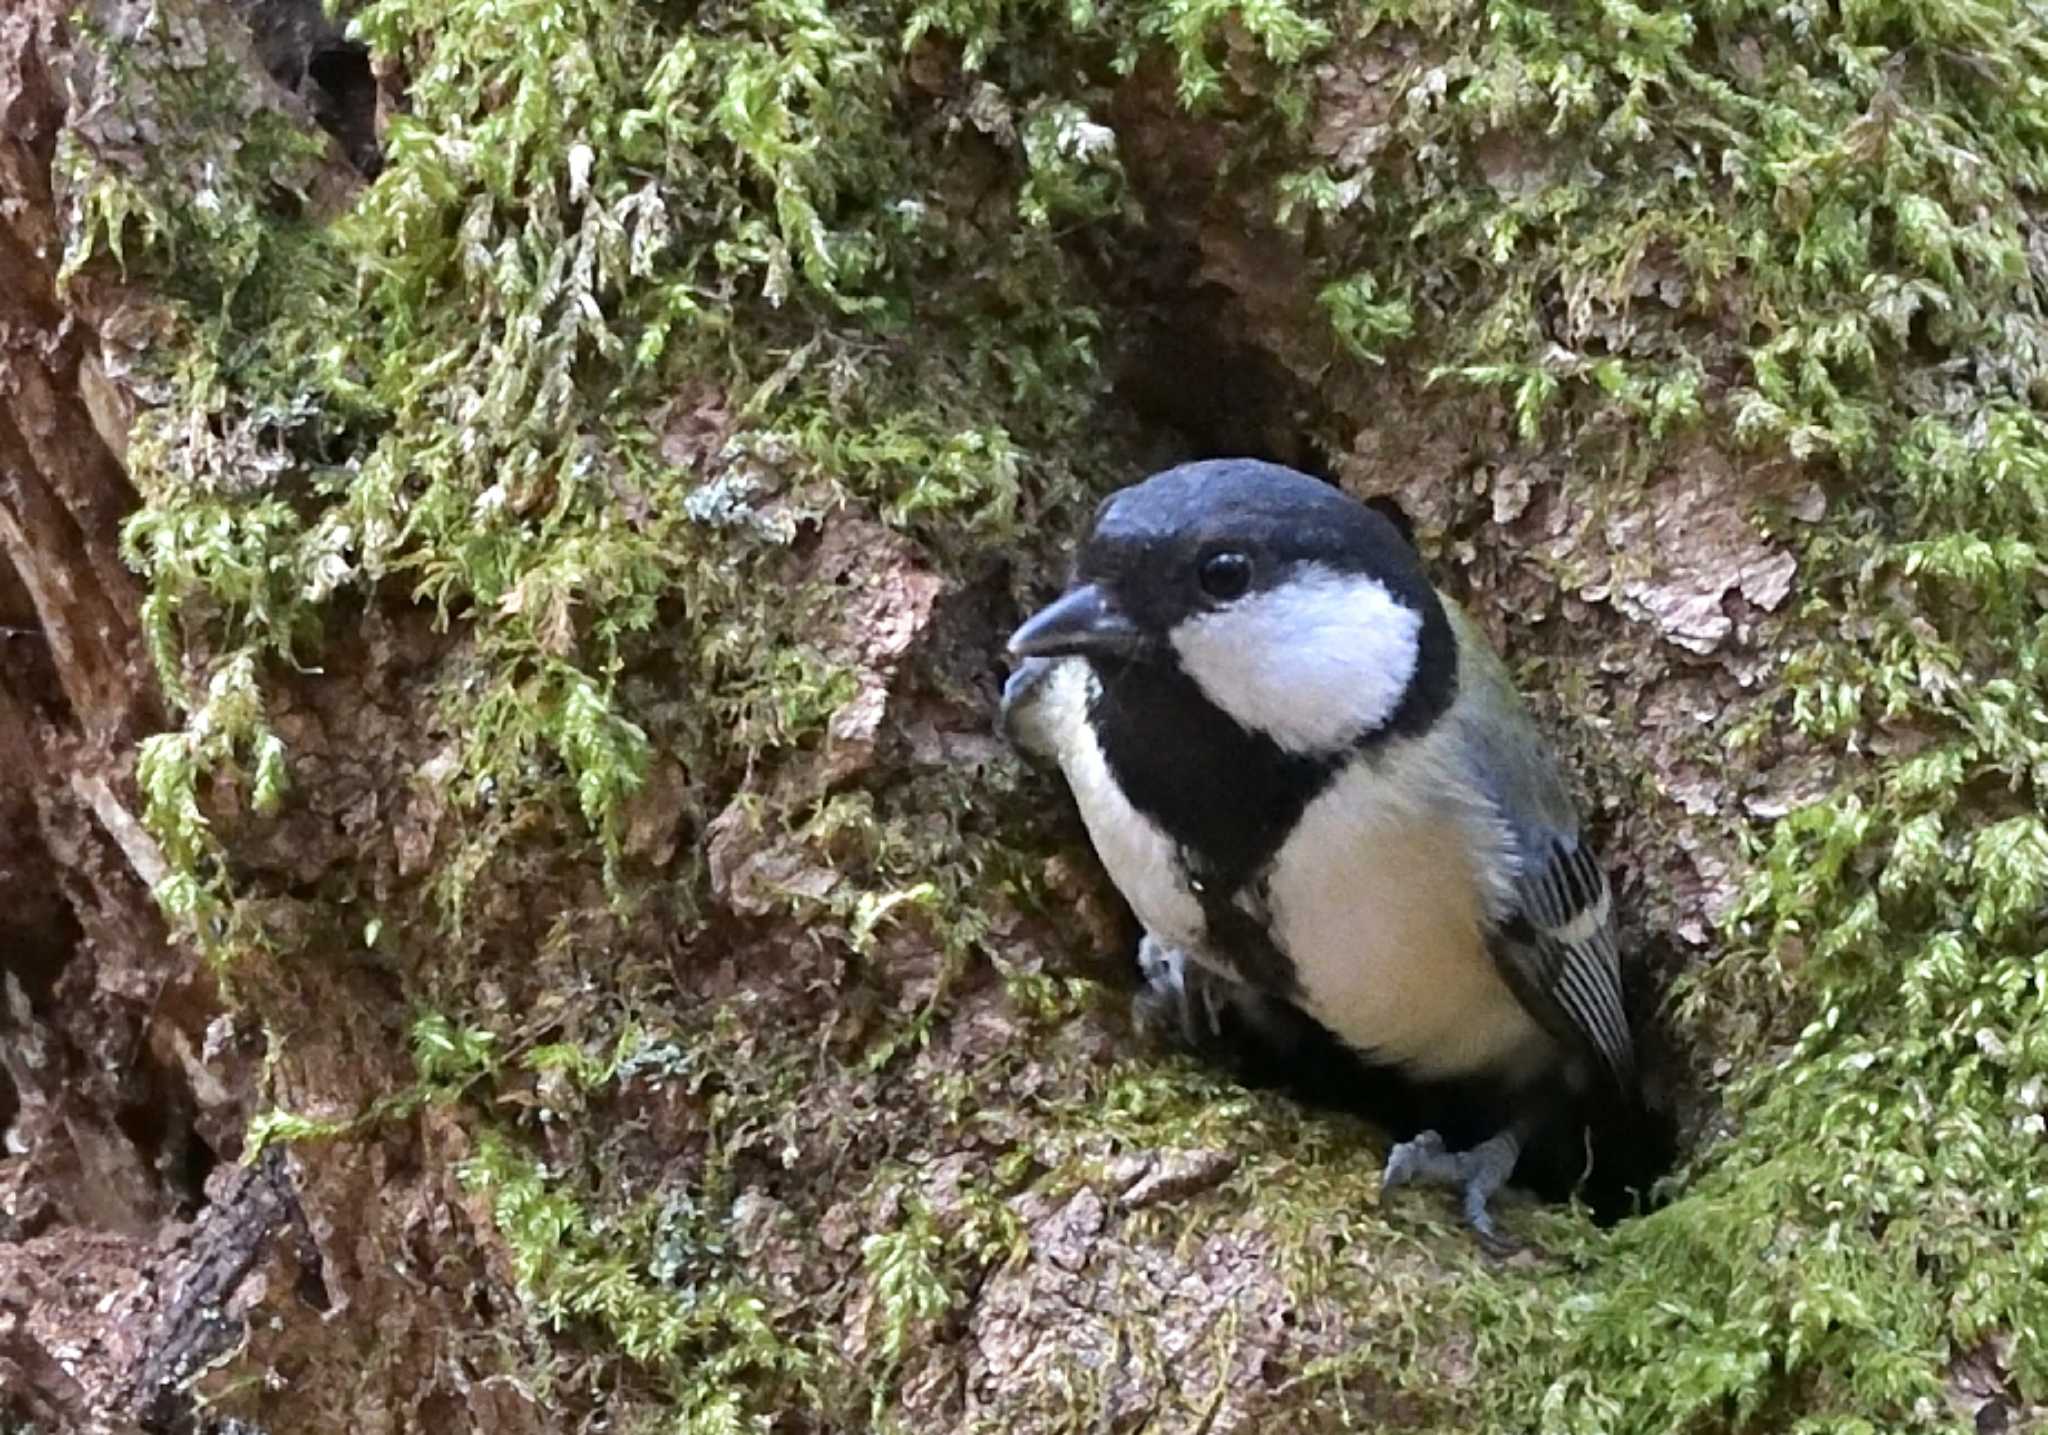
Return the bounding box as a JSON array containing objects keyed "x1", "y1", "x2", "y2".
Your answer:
[{"x1": 1381, "y1": 1126, "x2": 1524, "y2": 1250}]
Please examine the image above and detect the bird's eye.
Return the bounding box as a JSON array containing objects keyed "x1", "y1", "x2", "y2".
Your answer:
[{"x1": 1197, "y1": 550, "x2": 1252, "y2": 602}]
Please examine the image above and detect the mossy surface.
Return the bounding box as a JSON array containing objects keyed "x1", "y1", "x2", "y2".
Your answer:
[{"x1": 65, "y1": 0, "x2": 2048, "y2": 1429}]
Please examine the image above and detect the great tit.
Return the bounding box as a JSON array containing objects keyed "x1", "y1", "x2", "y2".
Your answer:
[{"x1": 1000, "y1": 458, "x2": 1670, "y2": 1243}]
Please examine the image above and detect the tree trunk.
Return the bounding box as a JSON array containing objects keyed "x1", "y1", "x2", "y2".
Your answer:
[{"x1": 3, "y1": 1, "x2": 2044, "y2": 1433}]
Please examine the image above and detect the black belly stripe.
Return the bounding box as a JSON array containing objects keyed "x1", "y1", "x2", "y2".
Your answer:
[
  {"x1": 1191, "y1": 876, "x2": 1297, "y2": 994},
  {"x1": 1087, "y1": 657, "x2": 1337, "y2": 898},
  {"x1": 1083, "y1": 623, "x2": 1459, "y2": 1001}
]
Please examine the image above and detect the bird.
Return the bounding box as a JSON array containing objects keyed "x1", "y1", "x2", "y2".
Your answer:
[{"x1": 998, "y1": 457, "x2": 1671, "y2": 1244}]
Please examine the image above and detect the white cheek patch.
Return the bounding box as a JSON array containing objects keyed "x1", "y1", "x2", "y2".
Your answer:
[{"x1": 1169, "y1": 566, "x2": 1422, "y2": 754}]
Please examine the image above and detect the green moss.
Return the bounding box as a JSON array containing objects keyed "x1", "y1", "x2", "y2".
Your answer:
[
  {"x1": 68, "y1": 0, "x2": 2048, "y2": 1429},
  {"x1": 460, "y1": 1128, "x2": 827, "y2": 1429},
  {"x1": 1265, "y1": 1, "x2": 2048, "y2": 1428}
]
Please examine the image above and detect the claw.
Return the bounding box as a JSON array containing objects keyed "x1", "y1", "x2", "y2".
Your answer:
[
  {"x1": 1136, "y1": 934, "x2": 1186, "y2": 993},
  {"x1": 1379, "y1": 1129, "x2": 1448, "y2": 1199},
  {"x1": 1380, "y1": 1128, "x2": 1523, "y2": 1251},
  {"x1": 1131, "y1": 936, "x2": 1221, "y2": 1049},
  {"x1": 1131, "y1": 936, "x2": 1189, "y2": 1043}
]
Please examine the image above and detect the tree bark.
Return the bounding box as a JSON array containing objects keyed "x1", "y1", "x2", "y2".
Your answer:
[
  {"x1": 3, "y1": 1, "x2": 2042, "y2": 1433},
  {"x1": 1, "y1": 6, "x2": 280, "y2": 1430}
]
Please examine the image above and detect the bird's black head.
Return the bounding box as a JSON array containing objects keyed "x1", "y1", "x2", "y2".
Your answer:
[{"x1": 1010, "y1": 459, "x2": 1454, "y2": 755}]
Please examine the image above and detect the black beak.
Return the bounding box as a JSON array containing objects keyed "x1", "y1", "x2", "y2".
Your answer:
[{"x1": 1007, "y1": 584, "x2": 1147, "y2": 660}]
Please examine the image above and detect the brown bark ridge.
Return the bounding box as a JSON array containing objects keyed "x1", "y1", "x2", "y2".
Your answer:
[
  {"x1": 0, "y1": 4, "x2": 308, "y2": 1430},
  {"x1": 2, "y1": 0, "x2": 472, "y2": 1425}
]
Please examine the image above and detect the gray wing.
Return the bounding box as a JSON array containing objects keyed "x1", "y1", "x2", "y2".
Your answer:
[
  {"x1": 1492, "y1": 828, "x2": 1634, "y2": 1085},
  {"x1": 1444, "y1": 604, "x2": 1636, "y2": 1086}
]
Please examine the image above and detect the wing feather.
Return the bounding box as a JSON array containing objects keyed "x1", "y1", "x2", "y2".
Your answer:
[
  {"x1": 1493, "y1": 831, "x2": 1635, "y2": 1084},
  {"x1": 1438, "y1": 601, "x2": 1637, "y2": 1086}
]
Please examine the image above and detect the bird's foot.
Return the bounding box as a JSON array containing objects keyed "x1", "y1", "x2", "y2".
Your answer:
[
  {"x1": 1381, "y1": 1128, "x2": 1523, "y2": 1252},
  {"x1": 1132, "y1": 935, "x2": 1226, "y2": 1050},
  {"x1": 1135, "y1": 932, "x2": 1185, "y2": 993}
]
